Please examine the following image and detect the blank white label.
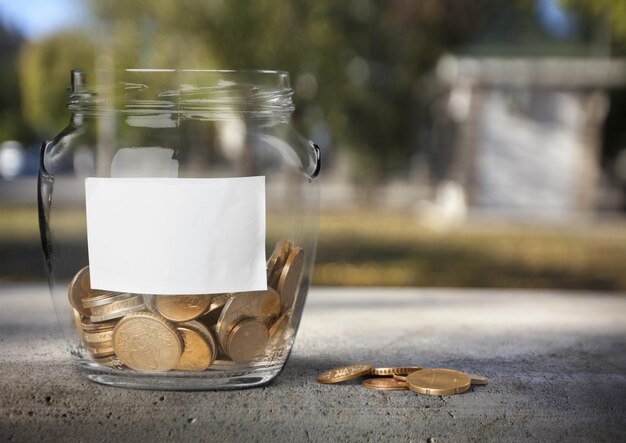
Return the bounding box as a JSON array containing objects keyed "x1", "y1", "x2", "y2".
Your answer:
[{"x1": 85, "y1": 177, "x2": 267, "y2": 295}]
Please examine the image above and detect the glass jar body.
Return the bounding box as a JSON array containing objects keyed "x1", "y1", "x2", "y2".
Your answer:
[{"x1": 39, "y1": 70, "x2": 320, "y2": 390}]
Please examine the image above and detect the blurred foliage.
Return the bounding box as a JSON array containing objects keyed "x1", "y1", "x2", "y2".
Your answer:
[
  {"x1": 18, "y1": 32, "x2": 96, "y2": 137},
  {"x1": 564, "y1": 0, "x2": 626, "y2": 42},
  {"x1": 3, "y1": 205, "x2": 626, "y2": 291},
  {"x1": 15, "y1": 0, "x2": 492, "y2": 181},
  {"x1": 7, "y1": 0, "x2": 626, "y2": 179},
  {"x1": 314, "y1": 212, "x2": 626, "y2": 290},
  {"x1": 0, "y1": 25, "x2": 31, "y2": 141}
]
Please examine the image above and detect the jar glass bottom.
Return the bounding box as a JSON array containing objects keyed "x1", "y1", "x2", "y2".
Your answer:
[{"x1": 80, "y1": 360, "x2": 286, "y2": 390}]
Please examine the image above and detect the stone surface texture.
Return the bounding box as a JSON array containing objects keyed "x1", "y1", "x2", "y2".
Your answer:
[{"x1": 1, "y1": 285, "x2": 625, "y2": 442}]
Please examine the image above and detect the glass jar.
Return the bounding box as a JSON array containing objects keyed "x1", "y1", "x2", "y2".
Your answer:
[{"x1": 38, "y1": 69, "x2": 320, "y2": 390}]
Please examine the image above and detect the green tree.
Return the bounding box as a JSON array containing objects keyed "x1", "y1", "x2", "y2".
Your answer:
[
  {"x1": 88, "y1": 0, "x2": 490, "y2": 183},
  {"x1": 17, "y1": 0, "x2": 493, "y2": 182},
  {"x1": 18, "y1": 32, "x2": 96, "y2": 138},
  {"x1": 563, "y1": 0, "x2": 626, "y2": 42},
  {"x1": 0, "y1": 24, "x2": 30, "y2": 141}
]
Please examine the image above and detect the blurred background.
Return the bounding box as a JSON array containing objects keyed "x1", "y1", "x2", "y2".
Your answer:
[{"x1": 1, "y1": 0, "x2": 626, "y2": 290}]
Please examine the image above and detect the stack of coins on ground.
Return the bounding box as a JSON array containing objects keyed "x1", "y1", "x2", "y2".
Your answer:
[
  {"x1": 317, "y1": 364, "x2": 488, "y2": 395},
  {"x1": 68, "y1": 239, "x2": 305, "y2": 372}
]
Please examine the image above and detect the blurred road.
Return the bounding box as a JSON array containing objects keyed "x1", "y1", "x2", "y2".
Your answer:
[{"x1": 0, "y1": 285, "x2": 624, "y2": 441}]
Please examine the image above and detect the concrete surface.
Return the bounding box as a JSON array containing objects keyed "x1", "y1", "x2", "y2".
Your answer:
[{"x1": 0, "y1": 285, "x2": 625, "y2": 442}]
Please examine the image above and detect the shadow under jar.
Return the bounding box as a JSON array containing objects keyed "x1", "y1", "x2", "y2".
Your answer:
[{"x1": 39, "y1": 69, "x2": 320, "y2": 390}]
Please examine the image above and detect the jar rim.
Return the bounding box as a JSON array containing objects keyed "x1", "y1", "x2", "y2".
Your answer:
[{"x1": 68, "y1": 69, "x2": 295, "y2": 117}]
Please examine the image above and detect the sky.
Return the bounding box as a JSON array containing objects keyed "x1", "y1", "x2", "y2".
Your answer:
[{"x1": 0, "y1": 0, "x2": 86, "y2": 39}]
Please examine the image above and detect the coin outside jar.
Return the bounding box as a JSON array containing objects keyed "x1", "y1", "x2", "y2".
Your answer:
[
  {"x1": 465, "y1": 373, "x2": 489, "y2": 385},
  {"x1": 113, "y1": 312, "x2": 183, "y2": 372},
  {"x1": 371, "y1": 366, "x2": 422, "y2": 376},
  {"x1": 316, "y1": 364, "x2": 373, "y2": 384},
  {"x1": 405, "y1": 368, "x2": 471, "y2": 396},
  {"x1": 362, "y1": 377, "x2": 408, "y2": 391}
]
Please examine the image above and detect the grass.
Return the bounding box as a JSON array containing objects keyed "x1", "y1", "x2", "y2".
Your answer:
[
  {"x1": 2, "y1": 205, "x2": 626, "y2": 291},
  {"x1": 314, "y1": 212, "x2": 626, "y2": 291}
]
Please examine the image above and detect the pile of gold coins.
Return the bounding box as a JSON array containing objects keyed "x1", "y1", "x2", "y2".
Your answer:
[
  {"x1": 317, "y1": 364, "x2": 488, "y2": 395},
  {"x1": 68, "y1": 240, "x2": 304, "y2": 372}
]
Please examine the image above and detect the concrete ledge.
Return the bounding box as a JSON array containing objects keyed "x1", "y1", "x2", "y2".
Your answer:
[{"x1": 0, "y1": 285, "x2": 625, "y2": 441}]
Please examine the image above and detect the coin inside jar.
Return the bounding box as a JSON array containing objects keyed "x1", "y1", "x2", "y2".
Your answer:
[
  {"x1": 82, "y1": 291, "x2": 131, "y2": 309},
  {"x1": 88, "y1": 294, "x2": 145, "y2": 323},
  {"x1": 215, "y1": 289, "x2": 280, "y2": 350},
  {"x1": 88, "y1": 345, "x2": 116, "y2": 358},
  {"x1": 153, "y1": 294, "x2": 213, "y2": 322},
  {"x1": 82, "y1": 328, "x2": 114, "y2": 345},
  {"x1": 226, "y1": 318, "x2": 269, "y2": 363},
  {"x1": 266, "y1": 241, "x2": 284, "y2": 278},
  {"x1": 277, "y1": 247, "x2": 305, "y2": 312},
  {"x1": 176, "y1": 321, "x2": 217, "y2": 371},
  {"x1": 268, "y1": 240, "x2": 293, "y2": 289},
  {"x1": 68, "y1": 266, "x2": 91, "y2": 316},
  {"x1": 268, "y1": 310, "x2": 291, "y2": 337},
  {"x1": 113, "y1": 312, "x2": 183, "y2": 372}
]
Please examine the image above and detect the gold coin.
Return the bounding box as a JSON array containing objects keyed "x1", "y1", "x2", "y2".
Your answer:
[
  {"x1": 277, "y1": 247, "x2": 305, "y2": 312},
  {"x1": 82, "y1": 291, "x2": 131, "y2": 309},
  {"x1": 88, "y1": 345, "x2": 115, "y2": 358},
  {"x1": 266, "y1": 241, "x2": 283, "y2": 278},
  {"x1": 208, "y1": 293, "x2": 231, "y2": 310},
  {"x1": 89, "y1": 295, "x2": 143, "y2": 316},
  {"x1": 465, "y1": 373, "x2": 489, "y2": 385},
  {"x1": 154, "y1": 294, "x2": 213, "y2": 322},
  {"x1": 92, "y1": 355, "x2": 122, "y2": 367},
  {"x1": 83, "y1": 328, "x2": 114, "y2": 345},
  {"x1": 362, "y1": 377, "x2": 408, "y2": 391},
  {"x1": 406, "y1": 368, "x2": 471, "y2": 396},
  {"x1": 316, "y1": 364, "x2": 373, "y2": 384},
  {"x1": 268, "y1": 267, "x2": 283, "y2": 291},
  {"x1": 268, "y1": 310, "x2": 291, "y2": 337},
  {"x1": 113, "y1": 312, "x2": 183, "y2": 372},
  {"x1": 226, "y1": 318, "x2": 269, "y2": 363},
  {"x1": 176, "y1": 321, "x2": 217, "y2": 371},
  {"x1": 81, "y1": 318, "x2": 118, "y2": 332},
  {"x1": 277, "y1": 240, "x2": 293, "y2": 265},
  {"x1": 216, "y1": 289, "x2": 280, "y2": 351},
  {"x1": 89, "y1": 295, "x2": 145, "y2": 323},
  {"x1": 198, "y1": 294, "x2": 231, "y2": 327},
  {"x1": 268, "y1": 240, "x2": 293, "y2": 289},
  {"x1": 209, "y1": 324, "x2": 230, "y2": 361},
  {"x1": 73, "y1": 308, "x2": 83, "y2": 333},
  {"x1": 68, "y1": 266, "x2": 91, "y2": 316},
  {"x1": 371, "y1": 366, "x2": 423, "y2": 376}
]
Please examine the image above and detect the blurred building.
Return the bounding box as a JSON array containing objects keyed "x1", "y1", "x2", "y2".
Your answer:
[
  {"x1": 431, "y1": 56, "x2": 626, "y2": 220},
  {"x1": 420, "y1": 0, "x2": 626, "y2": 221}
]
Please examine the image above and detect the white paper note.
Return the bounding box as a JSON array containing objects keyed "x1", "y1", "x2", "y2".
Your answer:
[{"x1": 85, "y1": 177, "x2": 267, "y2": 295}]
